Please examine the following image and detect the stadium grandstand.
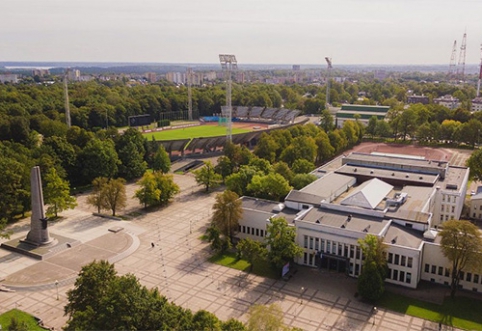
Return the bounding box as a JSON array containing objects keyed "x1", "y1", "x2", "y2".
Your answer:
[{"x1": 220, "y1": 106, "x2": 300, "y2": 124}]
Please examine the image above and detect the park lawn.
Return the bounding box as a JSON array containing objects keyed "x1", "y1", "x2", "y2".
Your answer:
[
  {"x1": 378, "y1": 292, "x2": 482, "y2": 330},
  {"x1": 143, "y1": 125, "x2": 251, "y2": 141},
  {"x1": 0, "y1": 309, "x2": 45, "y2": 331},
  {"x1": 209, "y1": 252, "x2": 280, "y2": 279}
]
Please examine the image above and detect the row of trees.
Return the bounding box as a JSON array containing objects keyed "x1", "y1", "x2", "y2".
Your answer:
[{"x1": 64, "y1": 260, "x2": 299, "y2": 331}]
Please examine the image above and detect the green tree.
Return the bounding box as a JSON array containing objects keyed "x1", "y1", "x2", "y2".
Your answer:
[
  {"x1": 357, "y1": 234, "x2": 387, "y2": 302},
  {"x1": 272, "y1": 162, "x2": 294, "y2": 183},
  {"x1": 247, "y1": 173, "x2": 292, "y2": 201},
  {"x1": 225, "y1": 166, "x2": 262, "y2": 196},
  {"x1": 7, "y1": 317, "x2": 29, "y2": 331},
  {"x1": 153, "y1": 172, "x2": 180, "y2": 205},
  {"x1": 77, "y1": 138, "x2": 119, "y2": 184},
  {"x1": 222, "y1": 318, "x2": 247, "y2": 331},
  {"x1": 366, "y1": 116, "x2": 378, "y2": 138},
  {"x1": 152, "y1": 145, "x2": 171, "y2": 173},
  {"x1": 44, "y1": 168, "x2": 77, "y2": 218},
  {"x1": 291, "y1": 159, "x2": 315, "y2": 174},
  {"x1": 280, "y1": 136, "x2": 317, "y2": 166},
  {"x1": 265, "y1": 217, "x2": 303, "y2": 269},
  {"x1": 314, "y1": 130, "x2": 335, "y2": 163},
  {"x1": 134, "y1": 172, "x2": 161, "y2": 208},
  {"x1": 102, "y1": 178, "x2": 127, "y2": 216},
  {"x1": 291, "y1": 173, "x2": 318, "y2": 190},
  {"x1": 319, "y1": 109, "x2": 334, "y2": 132},
  {"x1": 191, "y1": 310, "x2": 222, "y2": 331},
  {"x1": 215, "y1": 155, "x2": 233, "y2": 183},
  {"x1": 237, "y1": 238, "x2": 267, "y2": 272},
  {"x1": 439, "y1": 220, "x2": 482, "y2": 299},
  {"x1": 467, "y1": 149, "x2": 482, "y2": 181},
  {"x1": 246, "y1": 304, "x2": 287, "y2": 331},
  {"x1": 211, "y1": 190, "x2": 242, "y2": 242},
  {"x1": 86, "y1": 177, "x2": 108, "y2": 213},
  {"x1": 117, "y1": 140, "x2": 147, "y2": 180},
  {"x1": 193, "y1": 161, "x2": 222, "y2": 192},
  {"x1": 254, "y1": 132, "x2": 279, "y2": 164}
]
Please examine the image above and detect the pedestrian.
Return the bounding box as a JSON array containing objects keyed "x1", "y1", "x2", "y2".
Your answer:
[
  {"x1": 439, "y1": 321, "x2": 442, "y2": 330},
  {"x1": 151, "y1": 242, "x2": 155, "y2": 248}
]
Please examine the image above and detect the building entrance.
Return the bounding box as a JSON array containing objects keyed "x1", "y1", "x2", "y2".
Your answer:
[{"x1": 316, "y1": 253, "x2": 348, "y2": 274}]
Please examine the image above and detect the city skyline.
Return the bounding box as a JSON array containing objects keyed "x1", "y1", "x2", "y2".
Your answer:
[{"x1": 2, "y1": 0, "x2": 482, "y2": 65}]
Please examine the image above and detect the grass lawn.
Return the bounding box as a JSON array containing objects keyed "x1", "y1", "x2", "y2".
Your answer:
[
  {"x1": 0, "y1": 309, "x2": 45, "y2": 331},
  {"x1": 143, "y1": 125, "x2": 251, "y2": 141},
  {"x1": 378, "y1": 291, "x2": 482, "y2": 330},
  {"x1": 208, "y1": 252, "x2": 280, "y2": 279}
]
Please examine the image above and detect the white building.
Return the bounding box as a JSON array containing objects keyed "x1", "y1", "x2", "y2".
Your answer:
[
  {"x1": 434, "y1": 95, "x2": 460, "y2": 110},
  {"x1": 472, "y1": 98, "x2": 482, "y2": 112},
  {"x1": 0, "y1": 74, "x2": 18, "y2": 83},
  {"x1": 236, "y1": 152, "x2": 472, "y2": 290}
]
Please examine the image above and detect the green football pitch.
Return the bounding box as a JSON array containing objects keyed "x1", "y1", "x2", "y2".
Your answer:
[{"x1": 143, "y1": 125, "x2": 251, "y2": 141}]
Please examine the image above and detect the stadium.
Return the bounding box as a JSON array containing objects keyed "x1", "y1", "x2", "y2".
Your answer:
[{"x1": 141, "y1": 106, "x2": 306, "y2": 156}]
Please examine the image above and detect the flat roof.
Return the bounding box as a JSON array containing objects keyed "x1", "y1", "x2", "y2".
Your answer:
[
  {"x1": 298, "y1": 207, "x2": 389, "y2": 235},
  {"x1": 439, "y1": 166, "x2": 469, "y2": 193},
  {"x1": 241, "y1": 196, "x2": 299, "y2": 222},
  {"x1": 344, "y1": 152, "x2": 448, "y2": 171},
  {"x1": 285, "y1": 190, "x2": 323, "y2": 205},
  {"x1": 340, "y1": 104, "x2": 390, "y2": 112},
  {"x1": 300, "y1": 172, "x2": 355, "y2": 197},
  {"x1": 335, "y1": 164, "x2": 439, "y2": 186}
]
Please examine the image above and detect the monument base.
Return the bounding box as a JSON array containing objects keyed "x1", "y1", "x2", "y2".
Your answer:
[{"x1": 1, "y1": 233, "x2": 80, "y2": 260}]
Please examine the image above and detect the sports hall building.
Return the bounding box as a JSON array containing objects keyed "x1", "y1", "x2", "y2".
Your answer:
[{"x1": 236, "y1": 152, "x2": 481, "y2": 291}]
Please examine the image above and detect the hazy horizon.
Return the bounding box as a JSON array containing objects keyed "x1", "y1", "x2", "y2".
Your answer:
[{"x1": 2, "y1": 0, "x2": 482, "y2": 66}]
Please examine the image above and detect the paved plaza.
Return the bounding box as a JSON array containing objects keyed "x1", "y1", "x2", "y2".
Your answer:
[{"x1": 0, "y1": 170, "x2": 465, "y2": 331}]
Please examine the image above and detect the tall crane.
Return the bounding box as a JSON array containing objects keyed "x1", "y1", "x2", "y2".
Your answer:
[
  {"x1": 325, "y1": 57, "x2": 333, "y2": 110},
  {"x1": 448, "y1": 40, "x2": 457, "y2": 77},
  {"x1": 457, "y1": 31, "x2": 467, "y2": 80},
  {"x1": 63, "y1": 68, "x2": 71, "y2": 128},
  {"x1": 477, "y1": 44, "x2": 482, "y2": 98},
  {"x1": 186, "y1": 67, "x2": 193, "y2": 121}
]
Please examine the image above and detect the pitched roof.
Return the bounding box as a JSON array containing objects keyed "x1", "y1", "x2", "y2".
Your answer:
[{"x1": 340, "y1": 178, "x2": 393, "y2": 210}]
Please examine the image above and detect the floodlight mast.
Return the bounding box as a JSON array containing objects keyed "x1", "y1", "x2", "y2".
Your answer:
[
  {"x1": 64, "y1": 68, "x2": 71, "y2": 128},
  {"x1": 187, "y1": 67, "x2": 193, "y2": 121},
  {"x1": 325, "y1": 57, "x2": 333, "y2": 110},
  {"x1": 477, "y1": 44, "x2": 482, "y2": 98},
  {"x1": 219, "y1": 54, "x2": 238, "y2": 142}
]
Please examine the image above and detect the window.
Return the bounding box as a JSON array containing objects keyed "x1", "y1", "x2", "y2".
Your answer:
[
  {"x1": 467, "y1": 273, "x2": 472, "y2": 282},
  {"x1": 406, "y1": 273, "x2": 412, "y2": 284},
  {"x1": 445, "y1": 268, "x2": 450, "y2": 277},
  {"x1": 442, "y1": 195, "x2": 445, "y2": 202},
  {"x1": 438, "y1": 267, "x2": 443, "y2": 276},
  {"x1": 407, "y1": 257, "x2": 413, "y2": 268},
  {"x1": 460, "y1": 271, "x2": 465, "y2": 280},
  {"x1": 260, "y1": 230, "x2": 264, "y2": 237},
  {"x1": 431, "y1": 265, "x2": 436, "y2": 274},
  {"x1": 475, "y1": 274, "x2": 479, "y2": 283},
  {"x1": 453, "y1": 197, "x2": 456, "y2": 203},
  {"x1": 451, "y1": 206, "x2": 455, "y2": 213},
  {"x1": 350, "y1": 263, "x2": 354, "y2": 274},
  {"x1": 321, "y1": 240, "x2": 325, "y2": 252},
  {"x1": 355, "y1": 264, "x2": 360, "y2": 276},
  {"x1": 393, "y1": 269, "x2": 398, "y2": 280},
  {"x1": 440, "y1": 215, "x2": 444, "y2": 221},
  {"x1": 238, "y1": 225, "x2": 241, "y2": 232},
  {"x1": 242, "y1": 226, "x2": 246, "y2": 233},
  {"x1": 350, "y1": 245, "x2": 354, "y2": 258},
  {"x1": 344, "y1": 245, "x2": 349, "y2": 257},
  {"x1": 356, "y1": 247, "x2": 361, "y2": 259},
  {"x1": 303, "y1": 252, "x2": 307, "y2": 264},
  {"x1": 394, "y1": 254, "x2": 400, "y2": 265},
  {"x1": 338, "y1": 244, "x2": 343, "y2": 256},
  {"x1": 447, "y1": 196, "x2": 451, "y2": 203},
  {"x1": 251, "y1": 227, "x2": 255, "y2": 235},
  {"x1": 332, "y1": 242, "x2": 336, "y2": 254},
  {"x1": 400, "y1": 271, "x2": 405, "y2": 282},
  {"x1": 474, "y1": 213, "x2": 477, "y2": 218},
  {"x1": 309, "y1": 237, "x2": 313, "y2": 250},
  {"x1": 405, "y1": 223, "x2": 413, "y2": 229},
  {"x1": 445, "y1": 215, "x2": 449, "y2": 221},
  {"x1": 327, "y1": 241, "x2": 331, "y2": 253},
  {"x1": 303, "y1": 236, "x2": 308, "y2": 248},
  {"x1": 425, "y1": 264, "x2": 430, "y2": 273},
  {"x1": 387, "y1": 268, "x2": 392, "y2": 279},
  {"x1": 308, "y1": 253, "x2": 313, "y2": 265},
  {"x1": 388, "y1": 253, "x2": 393, "y2": 264},
  {"x1": 256, "y1": 228, "x2": 259, "y2": 236},
  {"x1": 315, "y1": 238, "x2": 319, "y2": 251},
  {"x1": 441, "y1": 205, "x2": 444, "y2": 212},
  {"x1": 401, "y1": 256, "x2": 406, "y2": 267}
]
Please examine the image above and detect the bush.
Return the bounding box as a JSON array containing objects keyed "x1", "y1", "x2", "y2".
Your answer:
[{"x1": 158, "y1": 119, "x2": 171, "y2": 127}]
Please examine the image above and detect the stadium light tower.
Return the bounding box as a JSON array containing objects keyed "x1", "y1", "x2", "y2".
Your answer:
[
  {"x1": 325, "y1": 57, "x2": 333, "y2": 110},
  {"x1": 64, "y1": 68, "x2": 71, "y2": 128},
  {"x1": 186, "y1": 67, "x2": 193, "y2": 121},
  {"x1": 477, "y1": 44, "x2": 482, "y2": 98},
  {"x1": 219, "y1": 54, "x2": 238, "y2": 142}
]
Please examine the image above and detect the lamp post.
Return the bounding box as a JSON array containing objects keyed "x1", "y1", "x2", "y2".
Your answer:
[
  {"x1": 372, "y1": 306, "x2": 377, "y2": 325},
  {"x1": 300, "y1": 286, "x2": 305, "y2": 305},
  {"x1": 55, "y1": 280, "x2": 59, "y2": 300}
]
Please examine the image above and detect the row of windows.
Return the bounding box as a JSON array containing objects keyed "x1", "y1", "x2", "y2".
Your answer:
[
  {"x1": 442, "y1": 195, "x2": 457, "y2": 203},
  {"x1": 387, "y1": 268, "x2": 412, "y2": 284},
  {"x1": 473, "y1": 205, "x2": 482, "y2": 211},
  {"x1": 439, "y1": 214, "x2": 451, "y2": 222},
  {"x1": 387, "y1": 253, "x2": 413, "y2": 268},
  {"x1": 424, "y1": 263, "x2": 482, "y2": 285},
  {"x1": 238, "y1": 225, "x2": 264, "y2": 238},
  {"x1": 441, "y1": 205, "x2": 455, "y2": 213},
  {"x1": 302, "y1": 252, "x2": 363, "y2": 277},
  {"x1": 303, "y1": 236, "x2": 361, "y2": 259}
]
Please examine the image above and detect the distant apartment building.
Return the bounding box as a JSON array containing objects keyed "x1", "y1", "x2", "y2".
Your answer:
[
  {"x1": 374, "y1": 70, "x2": 387, "y2": 80},
  {"x1": 0, "y1": 74, "x2": 18, "y2": 83},
  {"x1": 335, "y1": 104, "x2": 390, "y2": 128},
  {"x1": 471, "y1": 97, "x2": 482, "y2": 112},
  {"x1": 145, "y1": 72, "x2": 157, "y2": 83},
  {"x1": 166, "y1": 72, "x2": 185, "y2": 85},
  {"x1": 67, "y1": 69, "x2": 81, "y2": 81},
  {"x1": 32, "y1": 69, "x2": 50, "y2": 77},
  {"x1": 203, "y1": 71, "x2": 217, "y2": 82},
  {"x1": 407, "y1": 95, "x2": 429, "y2": 105},
  {"x1": 434, "y1": 95, "x2": 460, "y2": 110}
]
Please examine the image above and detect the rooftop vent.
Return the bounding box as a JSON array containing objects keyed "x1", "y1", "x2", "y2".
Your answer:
[
  {"x1": 405, "y1": 175, "x2": 409, "y2": 178},
  {"x1": 446, "y1": 184, "x2": 458, "y2": 190},
  {"x1": 315, "y1": 219, "x2": 321, "y2": 224},
  {"x1": 363, "y1": 225, "x2": 371, "y2": 233},
  {"x1": 370, "y1": 170, "x2": 374, "y2": 174},
  {"x1": 347, "y1": 214, "x2": 352, "y2": 222},
  {"x1": 391, "y1": 236, "x2": 398, "y2": 244},
  {"x1": 392, "y1": 173, "x2": 395, "y2": 176},
  {"x1": 354, "y1": 168, "x2": 357, "y2": 172},
  {"x1": 419, "y1": 176, "x2": 423, "y2": 180}
]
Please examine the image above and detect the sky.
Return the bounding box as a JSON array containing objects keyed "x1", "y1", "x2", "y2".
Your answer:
[{"x1": 1, "y1": 0, "x2": 482, "y2": 65}]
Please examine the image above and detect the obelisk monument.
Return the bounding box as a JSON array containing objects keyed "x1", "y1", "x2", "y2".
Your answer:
[{"x1": 25, "y1": 166, "x2": 53, "y2": 245}]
